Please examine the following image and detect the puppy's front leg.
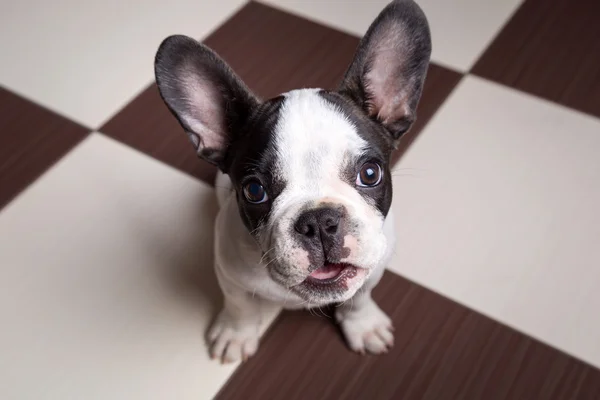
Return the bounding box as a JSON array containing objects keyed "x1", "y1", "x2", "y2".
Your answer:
[
  {"x1": 207, "y1": 266, "x2": 263, "y2": 363},
  {"x1": 335, "y1": 287, "x2": 394, "y2": 355}
]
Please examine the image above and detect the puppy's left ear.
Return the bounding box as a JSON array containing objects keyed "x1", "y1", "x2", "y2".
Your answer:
[{"x1": 340, "y1": 0, "x2": 431, "y2": 144}]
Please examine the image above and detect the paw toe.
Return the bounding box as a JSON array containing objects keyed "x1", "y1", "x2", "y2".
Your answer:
[
  {"x1": 363, "y1": 328, "x2": 392, "y2": 354},
  {"x1": 242, "y1": 337, "x2": 259, "y2": 360},
  {"x1": 210, "y1": 335, "x2": 229, "y2": 361},
  {"x1": 222, "y1": 340, "x2": 242, "y2": 364},
  {"x1": 375, "y1": 324, "x2": 394, "y2": 347}
]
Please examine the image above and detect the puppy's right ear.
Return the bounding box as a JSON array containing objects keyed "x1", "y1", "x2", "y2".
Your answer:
[{"x1": 154, "y1": 35, "x2": 259, "y2": 166}]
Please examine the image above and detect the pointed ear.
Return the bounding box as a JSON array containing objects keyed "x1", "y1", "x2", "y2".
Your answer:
[
  {"x1": 154, "y1": 35, "x2": 259, "y2": 166},
  {"x1": 339, "y1": 0, "x2": 431, "y2": 144}
]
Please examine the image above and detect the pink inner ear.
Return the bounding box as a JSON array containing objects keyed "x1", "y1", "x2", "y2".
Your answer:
[
  {"x1": 179, "y1": 67, "x2": 228, "y2": 152},
  {"x1": 364, "y1": 25, "x2": 412, "y2": 125}
]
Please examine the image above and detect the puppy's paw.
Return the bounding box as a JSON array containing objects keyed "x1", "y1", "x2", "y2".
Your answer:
[
  {"x1": 336, "y1": 300, "x2": 394, "y2": 355},
  {"x1": 207, "y1": 310, "x2": 261, "y2": 364}
]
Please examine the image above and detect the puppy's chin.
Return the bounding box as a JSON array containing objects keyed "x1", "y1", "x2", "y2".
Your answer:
[{"x1": 268, "y1": 263, "x2": 370, "y2": 305}]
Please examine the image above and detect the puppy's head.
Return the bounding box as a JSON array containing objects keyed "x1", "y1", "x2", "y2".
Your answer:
[{"x1": 155, "y1": 0, "x2": 431, "y2": 304}]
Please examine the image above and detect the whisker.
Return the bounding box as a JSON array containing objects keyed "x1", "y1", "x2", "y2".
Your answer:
[
  {"x1": 249, "y1": 225, "x2": 262, "y2": 235},
  {"x1": 259, "y1": 247, "x2": 276, "y2": 264},
  {"x1": 263, "y1": 254, "x2": 284, "y2": 268},
  {"x1": 316, "y1": 305, "x2": 324, "y2": 318},
  {"x1": 293, "y1": 297, "x2": 310, "y2": 309},
  {"x1": 318, "y1": 305, "x2": 330, "y2": 319},
  {"x1": 336, "y1": 296, "x2": 351, "y2": 308},
  {"x1": 308, "y1": 307, "x2": 321, "y2": 318},
  {"x1": 263, "y1": 257, "x2": 277, "y2": 267}
]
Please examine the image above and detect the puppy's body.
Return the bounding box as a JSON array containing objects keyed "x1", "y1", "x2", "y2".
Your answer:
[{"x1": 154, "y1": 0, "x2": 431, "y2": 363}]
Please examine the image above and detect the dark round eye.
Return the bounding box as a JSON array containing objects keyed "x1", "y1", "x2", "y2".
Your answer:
[
  {"x1": 356, "y1": 162, "x2": 382, "y2": 187},
  {"x1": 243, "y1": 181, "x2": 269, "y2": 204}
]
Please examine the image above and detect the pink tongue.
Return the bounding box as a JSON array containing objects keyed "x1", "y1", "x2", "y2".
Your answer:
[{"x1": 310, "y1": 264, "x2": 344, "y2": 280}]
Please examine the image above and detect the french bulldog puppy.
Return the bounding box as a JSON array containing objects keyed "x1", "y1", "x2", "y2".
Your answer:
[{"x1": 154, "y1": 0, "x2": 431, "y2": 363}]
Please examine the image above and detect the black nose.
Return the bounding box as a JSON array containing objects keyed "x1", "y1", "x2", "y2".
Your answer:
[{"x1": 294, "y1": 207, "x2": 343, "y2": 259}]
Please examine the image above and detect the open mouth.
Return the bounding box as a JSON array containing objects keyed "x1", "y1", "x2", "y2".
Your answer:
[
  {"x1": 305, "y1": 263, "x2": 358, "y2": 285},
  {"x1": 290, "y1": 262, "x2": 367, "y2": 302}
]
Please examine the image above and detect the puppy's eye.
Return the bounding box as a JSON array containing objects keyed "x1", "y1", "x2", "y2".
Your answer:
[
  {"x1": 356, "y1": 162, "x2": 382, "y2": 187},
  {"x1": 243, "y1": 181, "x2": 269, "y2": 204}
]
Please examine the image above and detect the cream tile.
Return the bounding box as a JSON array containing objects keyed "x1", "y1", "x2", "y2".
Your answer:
[
  {"x1": 0, "y1": 134, "x2": 277, "y2": 400},
  {"x1": 0, "y1": 0, "x2": 245, "y2": 128},
  {"x1": 390, "y1": 77, "x2": 600, "y2": 367},
  {"x1": 259, "y1": 0, "x2": 523, "y2": 71}
]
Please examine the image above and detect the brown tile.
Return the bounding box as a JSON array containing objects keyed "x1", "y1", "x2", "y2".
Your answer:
[
  {"x1": 101, "y1": 84, "x2": 219, "y2": 184},
  {"x1": 392, "y1": 65, "x2": 462, "y2": 165},
  {"x1": 101, "y1": 2, "x2": 459, "y2": 184},
  {"x1": 472, "y1": 0, "x2": 600, "y2": 118},
  {"x1": 217, "y1": 271, "x2": 600, "y2": 400},
  {"x1": 100, "y1": 2, "x2": 359, "y2": 184},
  {"x1": 0, "y1": 87, "x2": 89, "y2": 210},
  {"x1": 205, "y1": 2, "x2": 360, "y2": 98}
]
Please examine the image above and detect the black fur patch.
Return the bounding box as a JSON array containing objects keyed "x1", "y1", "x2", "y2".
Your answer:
[{"x1": 224, "y1": 96, "x2": 287, "y2": 233}]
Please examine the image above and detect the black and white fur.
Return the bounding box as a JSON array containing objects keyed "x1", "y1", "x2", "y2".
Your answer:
[{"x1": 155, "y1": 0, "x2": 431, "y2": 363}]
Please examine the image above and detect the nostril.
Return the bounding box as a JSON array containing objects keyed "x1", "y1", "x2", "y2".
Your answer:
[
  {"x1": 325, "y1": 224, "x2": 338, "y2": 234},
  {"x1": 304, "y1": 225, "x2": 317, "y2": 238},
  {"x1": 295, "y1": 220, "x2": 317, "y2": 238},
  {"x1": 323, "y1": 215, "x2": 340, "y2": 233}
]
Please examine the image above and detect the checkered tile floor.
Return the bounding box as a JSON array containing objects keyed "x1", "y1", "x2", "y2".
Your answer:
[{"x1": 1, "y1": 1, "x2": 600, "y2": 399}]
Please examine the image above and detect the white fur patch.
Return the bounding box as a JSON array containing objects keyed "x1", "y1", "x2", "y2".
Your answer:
[
  {"x1": 263, "y1": 89, "x2": 388, "y2": 280},
  {"x1": 273, "y1": 89, "x2": 367, "y2": 195}
]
